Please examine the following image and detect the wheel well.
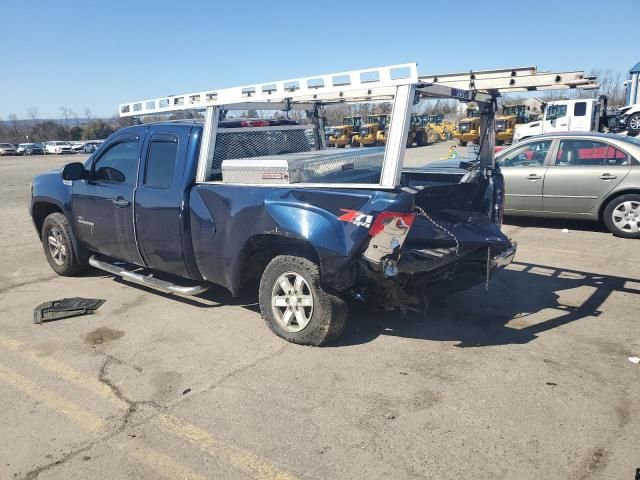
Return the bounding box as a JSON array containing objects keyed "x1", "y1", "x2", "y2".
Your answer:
[
  {"x1": 239, "y1": 235, "x2": 320, "y2": 289},
  {"x1": 598, "y1": 189, "x2": 640, "y2": 220},
  {"x1": 32, "y1": 202, "x2": 63, "y2": 239}
]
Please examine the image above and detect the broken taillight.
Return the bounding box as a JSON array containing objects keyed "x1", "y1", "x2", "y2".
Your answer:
[{"x1": 369, "y1": 212, "x2": 416, "y2": 237}]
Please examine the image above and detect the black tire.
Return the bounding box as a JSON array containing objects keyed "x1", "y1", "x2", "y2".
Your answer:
[
  {"x1": 627, "y1": 113, "x2": 640, "y2": 136},
  {"x1": 259, "y1": 254, "x2": 347, "y2": 346},
  {"x1": 458, "y1": 140, "x2": 467, "y2": 147},
  {"x1": 496, "y1": 140, "x2": 505, "y2": 146},
  {"x1": 41, "y1": 213, "x2": 88, "y2": 276},
  {"x1": 602, "y1": 194, "x2": 640, "y2": 239},
  {"x1": 416, "y1": 132, "x2": 427, "y2": 147}
]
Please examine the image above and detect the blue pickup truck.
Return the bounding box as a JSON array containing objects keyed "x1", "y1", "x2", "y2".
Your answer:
[{"x1": 30, "y1": 118, "x2": 515, "y2": 345}]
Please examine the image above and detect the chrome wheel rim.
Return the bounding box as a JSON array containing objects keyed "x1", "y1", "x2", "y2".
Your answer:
[
  {"x1": 630, "y1": 115, "x2": 640, "y2": 130},
  {"x1": 47, "y1": 227, "x2": 67, "y2": 265},
  {"x1": 271, "y1": 272, "x2": 314, "y2": 332},
  {"x1": 612, "y1": 200, "x2": 640, "y2": 233}
]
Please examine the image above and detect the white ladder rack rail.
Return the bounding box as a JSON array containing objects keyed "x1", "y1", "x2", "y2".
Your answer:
[{"x1": 119, "y1": 63, "x2": 419, "y2": 118}]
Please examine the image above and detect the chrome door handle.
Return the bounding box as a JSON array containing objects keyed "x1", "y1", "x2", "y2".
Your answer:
[
  {"x1": 599, "y1": 173, "x2": 617, "y2": 180},
  {"x1": 527, "y1": 174, "x2": 542, "y2": 180},
  {"x1": 112, "y1": 197, "x2": 130, "y2": 207}
]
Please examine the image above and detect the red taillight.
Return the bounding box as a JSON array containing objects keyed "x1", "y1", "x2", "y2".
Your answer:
[
  {"x1": 369, "y1": 212, "x2": 415, "y2": 237},
  {"x1": 240, "y1": 120, "x2": 271, "y2": 127}
]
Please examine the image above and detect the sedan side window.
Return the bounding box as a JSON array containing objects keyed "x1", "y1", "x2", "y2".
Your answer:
[
  {"x1": 499, "y1": 140, "x2": 552, "y2": 167},
  {"x1": 555, "y1": 140, "x2": 630, "y2": 166},
  {"x1": 93, "y1": 141, "x2": 139, "y2": 183}
]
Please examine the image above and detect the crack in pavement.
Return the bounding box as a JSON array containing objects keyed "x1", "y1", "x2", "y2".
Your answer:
[{"x1": 20, "y1": 355, "x2": 164, "y2": 480}]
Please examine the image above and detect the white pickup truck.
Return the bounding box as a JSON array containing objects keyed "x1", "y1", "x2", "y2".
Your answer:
[{"x1": 513, "y1": 98, "x2": 640, "y2": 142}]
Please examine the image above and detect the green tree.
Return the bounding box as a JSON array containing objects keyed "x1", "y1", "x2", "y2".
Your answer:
[{"x1": 82, "y1": 119, "x2": 114, "y2": 140}]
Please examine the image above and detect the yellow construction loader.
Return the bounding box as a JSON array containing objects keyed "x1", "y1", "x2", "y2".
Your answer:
[
  {"x1": 353, "y1": 114, "x2": 389, "y2": 146},
  {"x1": 453, "y1": 109, "x2": 481, "y2": 146},
  {"x1": 495, "y1": 104, "x2": 531, "y2": 145},
  {"x1": 327, "y1": 116, "x2": 362, "y2": 147}
]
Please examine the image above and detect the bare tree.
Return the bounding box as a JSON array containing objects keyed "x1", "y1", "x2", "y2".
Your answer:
[
  {"x1": 84, "y1": 107, "x2": 93, "y2": 126},
  {"x1": 60, "y1": 106, "x2": 73, "y2": 130},
  {"x1": 8, "y1": 113, "x2": 19, "y2": 138},
  {"x1": 27, "y1": 107, "x2": 43, "y2": 140}
]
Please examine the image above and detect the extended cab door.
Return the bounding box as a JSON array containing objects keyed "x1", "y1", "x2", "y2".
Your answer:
[
  {"x1": 71, "y1": 130, "x2": 144, "y2": 264},
  {"x1": 134, "y1": 125, "x2": 191, "y2": 277},
  {"x1": 498, "y1": 138, "x2": 555, "y2": 214},
  {"x1": 542, "y1": 137, "x2": 632, "y2": 215}
]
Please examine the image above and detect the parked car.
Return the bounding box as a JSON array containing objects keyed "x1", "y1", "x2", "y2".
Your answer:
[
  {"x1": 495, "y1": 132, "x2": 640, "y2": 238},
  {"x1": 45, "y1": 141, "x2": 73, "y2": 154},
  {"x1": 83, "y1": 141, "x2": 102, "y2": 153},
  {"x1": 17, "y1": 143, "x2": 45, "y2": 155},
  {"x1": 0, "y1": 143, "x2": 18, "y2": 156},
  {"x1": 71, "y1": 143, "x2": 86, "y2": 153}
]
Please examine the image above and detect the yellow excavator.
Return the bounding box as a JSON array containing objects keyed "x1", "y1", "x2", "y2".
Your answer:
[
  {"x1": 495, "y1": 104, "x2": 531, "y2": 145},
  {"x1": 327, "y1": 116, "x2": 362, "y2": 147},
  {"x1": 353, "y1": 114, "x2": 389, "y2": 146},
  {"x1": 453, "y1": 108, "x2": 481, "y2": 146}
]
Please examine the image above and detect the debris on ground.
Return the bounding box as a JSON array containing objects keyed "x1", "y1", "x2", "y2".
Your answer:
[
  {"x1": 628, "y1": 356, "x2": 640, "y2": 364},
  {"x1": 33, "y1": 298, "x2": 106, "y2": 324},
  {"x1": 561, "y1": 229, "x2": 570, "y2": 233}
]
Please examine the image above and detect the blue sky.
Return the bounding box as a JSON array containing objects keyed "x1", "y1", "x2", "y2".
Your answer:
[{"x1": 1, "y1": 0, "x2": 637, "y2": 119}]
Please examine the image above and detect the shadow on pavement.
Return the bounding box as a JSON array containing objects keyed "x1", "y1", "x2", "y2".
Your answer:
[
  {"x1": 335, "y1": 261, "x2": 639, "y2": 348},
  {"x1": 104, "y1": 261, "x2": 639, "y2": 348},
  {"x1": 504, "y1": 216, "x2": 609, "y2": 233}
]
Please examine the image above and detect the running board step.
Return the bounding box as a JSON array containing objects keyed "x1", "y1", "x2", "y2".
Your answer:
[{"x1": 89, "y1": 256, "x2": 210, "y2": 296}]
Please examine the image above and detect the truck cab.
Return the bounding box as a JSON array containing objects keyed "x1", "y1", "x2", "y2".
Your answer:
[{"x1": 513, "y1": 99, "x2": 600, "y2": 142}]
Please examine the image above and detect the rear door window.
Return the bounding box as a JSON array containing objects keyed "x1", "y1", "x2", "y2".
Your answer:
[
  {"x1": 554, "y1": 139, "x2": 631, "y2": 166},
  {"x1": 573, "y1": 102, "x2": 587, "y2": 117},
  {"x1": 144, "y1": 134, "x2": 179, "y2": 188}
]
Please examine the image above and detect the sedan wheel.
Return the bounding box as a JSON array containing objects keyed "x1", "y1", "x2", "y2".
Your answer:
[
  {"x1": 603, "y1": 194, "x2": 640, "y2": 239},
  {"x1": 612, "y1": 201, "x2": 640, "y2": 233}
]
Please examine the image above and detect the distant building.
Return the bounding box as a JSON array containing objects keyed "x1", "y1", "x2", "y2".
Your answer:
[{"x1": 523, "y1": 97, "x2": 544, "y2": 113}]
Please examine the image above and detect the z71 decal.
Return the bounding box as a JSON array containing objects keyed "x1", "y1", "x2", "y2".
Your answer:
[{"x1": 338, "y1": 209, "x2": 373, "y2": 228}]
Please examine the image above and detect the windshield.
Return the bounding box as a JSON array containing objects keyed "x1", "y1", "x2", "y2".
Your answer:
[
  {"x1": 0, "y1": 143, "x2": 14, "y2": 148},
  {"x1": 54, "y1": 141, "x2": 70, "y2": 146},
  {"x1": 458, "y1": 122, "x2": 470, "y2": 132},
  {"x1": 495, "y1": 120, "x2": 507, "y2": 131}
]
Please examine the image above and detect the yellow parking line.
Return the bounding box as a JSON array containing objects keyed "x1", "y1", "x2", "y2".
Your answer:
[
  {"x1": 119, "y1": 443, "x2": 206, "y2": 480},
  {"x1": 0, "y1": 335, "x2": 128, "y2": 411},
  {"x1": 0, "y1": 334, "x2": 297, "y2": 480},
  {"x1": 0, "y1": 362, "x2": 105, "y2": 433},
  {"x1": 154, "y1": 414, "x2": 297, "y2": 480}
]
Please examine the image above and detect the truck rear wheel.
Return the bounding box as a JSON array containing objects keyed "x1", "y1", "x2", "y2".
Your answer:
[
  {"x1": 627, "y1": 113, "x2": 640, "y2": 136},
  {"x1": 41, "y1": 212, "x2": 87, "y2": 276},
  {"x1": 458, "y1": 140, "x2": 467, "y2": 147},
  {"x1": 259, "y1": 254, "x2": 347, "y2": 346}
]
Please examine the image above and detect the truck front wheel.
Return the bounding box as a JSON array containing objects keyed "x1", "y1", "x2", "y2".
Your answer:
[
  {"x1": 259, "y1": 254, "x2": 347, "y2": 346},
  {"x1": 41, "y1": 212, "x2": 87, "y2": 276}
]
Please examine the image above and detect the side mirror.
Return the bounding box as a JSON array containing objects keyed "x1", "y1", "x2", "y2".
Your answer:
[{"x1": 62, "y1": 162, "x2": 86, "y2": 181}]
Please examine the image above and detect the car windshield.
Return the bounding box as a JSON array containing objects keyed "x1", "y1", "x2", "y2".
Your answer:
[
  {"x1": 55, "y1": 141, "x2": 69, "y2": 146},
  {"x1": 0, "y1": 143, "x2": 14, "y2": 148}
]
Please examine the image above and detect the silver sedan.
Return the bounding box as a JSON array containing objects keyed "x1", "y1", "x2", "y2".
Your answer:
[{"x1": 498, "y1": 132, "x2": 640, "y2": 238}]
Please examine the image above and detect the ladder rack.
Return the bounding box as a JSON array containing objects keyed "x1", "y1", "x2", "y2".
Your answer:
[
  {"x1": 119, "y1": 63, "x2": 419, "y2": 117},
  {"x1": 419, "y1": 67, "x2": 598, "y2": 92}
]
